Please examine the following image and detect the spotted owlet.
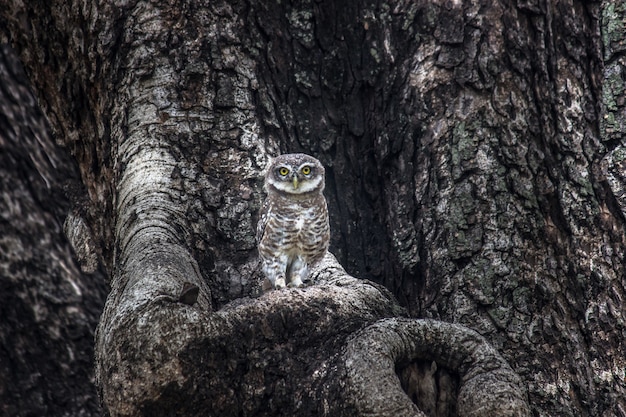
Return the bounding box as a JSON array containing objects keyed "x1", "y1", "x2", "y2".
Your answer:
[{"x1": 257, "y1": 153, "x2": 330, "y2": 289}]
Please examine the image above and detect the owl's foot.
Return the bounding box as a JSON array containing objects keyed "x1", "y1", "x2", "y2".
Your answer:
[
  {"x1": 287, "y1": 260, "x2": 308, "y2": 288},
  {"x1": 288, "y1": 273, "x2": 307, "y2": 288},
  {"x1": 274, "y1": 276, "x2": 287, "y2": 289}
]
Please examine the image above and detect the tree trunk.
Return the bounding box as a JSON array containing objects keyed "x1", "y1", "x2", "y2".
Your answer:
[
  {"x1": 1, "y1": 0, "x2": 624, "y2": 416},
  {"x1": 0, "y1": 44, "x2": 107, "y2": 416}
]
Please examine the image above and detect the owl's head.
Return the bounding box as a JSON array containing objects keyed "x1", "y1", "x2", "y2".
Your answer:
[{"x1": 265, "y1": 153, "x2": 325, "y2": 195}]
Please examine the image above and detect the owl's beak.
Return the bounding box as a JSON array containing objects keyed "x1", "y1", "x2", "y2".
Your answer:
[{"x1": 292, "y1": 176, "x2": 299, "y2": 189}]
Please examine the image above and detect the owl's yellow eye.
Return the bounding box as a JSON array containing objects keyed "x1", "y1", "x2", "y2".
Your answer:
[
  {"x1": 301, "y1": 166, "x2": 311, "y2": 175},
  {"x1": 278, "y1": 167, "x2": 290, "y2": 176}
]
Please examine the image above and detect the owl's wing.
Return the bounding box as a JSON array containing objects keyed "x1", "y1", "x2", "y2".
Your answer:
[{"x1": 256, "y1": 197, "x2": 272, "y2": 243}]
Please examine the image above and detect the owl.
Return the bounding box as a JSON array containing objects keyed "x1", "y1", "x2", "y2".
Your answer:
[{"x1": 257, "y1": 153, "x2": 330, "y2": 289}]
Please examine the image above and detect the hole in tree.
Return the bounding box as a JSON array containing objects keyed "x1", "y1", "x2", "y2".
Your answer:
[{"x1": 396, "y1": 359, "x2": 460, "y2": 417}]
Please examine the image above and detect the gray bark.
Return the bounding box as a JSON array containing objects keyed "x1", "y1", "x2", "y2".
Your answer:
[{"x1": 1, "y1": 0, "x2": 625, "y2": 416}]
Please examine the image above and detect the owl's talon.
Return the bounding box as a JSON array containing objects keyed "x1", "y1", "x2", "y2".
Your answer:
[
  {"x1": 288, "y1": 275, "x2": 304, "y2": 288},
  {"x1": 274, "y1": 277, "x2": 287, "y2": 289}
]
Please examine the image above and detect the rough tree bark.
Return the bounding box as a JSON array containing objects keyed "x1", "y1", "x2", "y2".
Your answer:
[
  {"x1": 0, "y1": 44, "x2": 107, "y2": 416},
  {"x1": 1, "y1": 0, "x2": 625, "y2": 416}
]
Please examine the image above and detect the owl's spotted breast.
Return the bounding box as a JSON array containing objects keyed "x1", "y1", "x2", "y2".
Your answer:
[{"x1": 258, "y1": 194, "x2": 328, "y2": 262}]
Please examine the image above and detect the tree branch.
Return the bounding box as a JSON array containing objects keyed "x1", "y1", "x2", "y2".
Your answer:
[
  {"x1": 344, "y1": 318, "x2": 530, "y2": 417},
  {"x1": 96, "y1": 249, "x2": 529, "y2": 416},
  {"x1": 95, "y1": 253, "x2": 407, "y2": 416}
]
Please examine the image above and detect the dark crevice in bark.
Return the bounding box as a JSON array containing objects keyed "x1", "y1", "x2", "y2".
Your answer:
[{"x1": 397, "y1": 359, "x2": 460, "y2": 417}]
